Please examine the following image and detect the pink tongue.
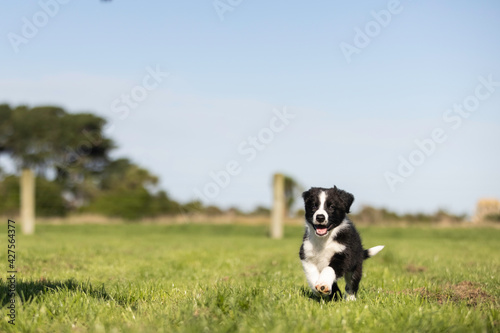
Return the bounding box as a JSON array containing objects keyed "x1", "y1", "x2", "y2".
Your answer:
[{"x1": 316, "y1": 228, "x2": 327, "y2": 236}]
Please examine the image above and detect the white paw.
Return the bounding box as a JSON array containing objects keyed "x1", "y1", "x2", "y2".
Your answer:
[
  {"x1": 315, "y1": 283, "x2": 331, "y2": 295},
  {"x1": 345, "y1": 294, "x2": 356, "y2": 301},
  {"x1": 315, "y1": 267, "x2": 336, "y2": 296}
]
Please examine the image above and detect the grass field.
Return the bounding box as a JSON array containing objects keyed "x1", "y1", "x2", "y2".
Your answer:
[{"x1": 1, "y1": 223, "x2": 499, "y2": 332}]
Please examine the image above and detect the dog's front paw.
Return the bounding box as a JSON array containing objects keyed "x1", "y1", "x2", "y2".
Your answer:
[{"x1": 315, "y1": 284, "x2": 331, "y2": 295}]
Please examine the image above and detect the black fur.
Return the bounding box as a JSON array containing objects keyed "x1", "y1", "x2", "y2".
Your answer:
[
  {"x1": 299, "y1": 186, "x2": 378, "y2": 299},
  {"x1": 299, "y1": 243, "x2": 305, "y2": 260}
]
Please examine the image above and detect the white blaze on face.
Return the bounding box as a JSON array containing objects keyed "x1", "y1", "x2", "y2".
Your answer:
[{"x1": 313, "y1": 191, "x2": 328, "y2": 223}]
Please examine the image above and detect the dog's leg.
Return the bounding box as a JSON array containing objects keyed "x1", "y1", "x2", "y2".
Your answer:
[
  {"x1": 315, "y1": 267, "x2": 336, "y2": 296},
  {"x1": 328, "y1": 282, "x2": 342, "y2": 301},
  {"x1": 344, "y1": 272, "x2": 356, "y2": 301},
  {"x1": 301, "y1": 260, "x2": 320, "y2": 294},
  {"x1": 345, "y1": 266, "x2": 362, "y2": 301}
]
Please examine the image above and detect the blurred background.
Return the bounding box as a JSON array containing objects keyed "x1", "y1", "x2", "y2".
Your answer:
[{"x1": 1, "y1": 0, "x2": 500, "y2": 226}]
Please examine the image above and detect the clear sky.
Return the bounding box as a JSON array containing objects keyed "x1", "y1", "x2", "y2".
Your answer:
[{"x1": 1, "y1": 0, "x2": 499, "y2": 216}]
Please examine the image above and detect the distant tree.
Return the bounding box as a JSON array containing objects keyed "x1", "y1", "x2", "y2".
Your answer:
[
  {"x1": 204, "y1": 205, "x2": 223, "y2": 216},
  {"x1": 485, "y1": 213, "x2": 500, "y2": 222},
  {"x1": 283, "y1": 175, "x2": 303, "y2": 216},
  {"x1": 379, "y1": 208, "x2": 400, "y2": 220},
  {"x1": 432, "y1": 209, "x2": 466, "y2": 224},
  {"x1": 182, "y1": 200, "x2": 204, "y2": 213},
  {"x1": 0, "y1": 104, "x2": 12, "y2": 155},
  {"x1": 402, "y1": 212, "x2": 433, "y2": 223},
  {"x1": 226, "y1": 206, "x2": 244, "y2": 216},
  {"x1": 250, "y1": 205, "x2": 271, "y2": 216},
  {"x1": 352, "y1": 205, "x2": 469, "y2": 225},
  {"x1": 150, "y1": 190, "x2": 180, "y2": 216},
  {"x1": 0, "y1": 175, "x2": 17, "y2": 216},
  {"x1": 83, "y1": 158, "x2": 160, "y2": 220},
  {"x1": 54, "y1": 112, "x2": 115, "y2": 207},
  {"x1": 0, "y1": 104, "x2": 114, "y2": 232},
  {"x1": 352, "y1": 205, "x2": 402, "y2": 224},
  {"x1": 295, "y1": 208, "x2": 305, "y2": 218},
  {"x1": 355, "y1": 205, "x2": 381, "y2": 224},
  {"x1": 3, "y1": 105, "x2": 112, "y2": 172},
  {"x1": 181, "y1": 200, "x2": 204, "y2": 216},
  {"x1": 0, "y1": 175, "x2": 66, "y2": 217},
  {"x1": 96, "y1": 158, "x2": 158, "y2": 191}
]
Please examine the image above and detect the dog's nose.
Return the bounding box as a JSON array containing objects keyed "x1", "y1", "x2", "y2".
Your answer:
[{"x1": 316, "y1": 214, "x2": 325, "y2": 222}]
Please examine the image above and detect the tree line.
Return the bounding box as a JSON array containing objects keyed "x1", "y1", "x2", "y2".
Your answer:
[
  {"x1": 0, "y1": 104, "x2": 302, "y2": 220},
  {"x1": 0, "y1": 104, "x2": 194, "y2": 219},
  {"x1": 3, "y1": 104, "x2": 468, "y2": 223}
]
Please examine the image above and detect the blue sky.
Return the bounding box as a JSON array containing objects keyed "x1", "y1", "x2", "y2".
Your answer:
[{"x1": 1, "y1": 0, "x2": 499, "y2": 216}]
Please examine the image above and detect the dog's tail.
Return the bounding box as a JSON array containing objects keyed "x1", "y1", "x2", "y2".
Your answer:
[{"x1": 363, "y1": 245, "x2": 384, "y2": 259}]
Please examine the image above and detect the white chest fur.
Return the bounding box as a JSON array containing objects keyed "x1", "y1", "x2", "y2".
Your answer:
[{"x1": 302, "y1": 223, "x2": 347, "y2": 272}]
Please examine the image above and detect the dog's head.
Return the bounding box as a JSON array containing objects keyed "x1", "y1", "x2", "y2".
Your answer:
[{"x1": 302, "y1": 186, "x2": 354, "y2": 237}]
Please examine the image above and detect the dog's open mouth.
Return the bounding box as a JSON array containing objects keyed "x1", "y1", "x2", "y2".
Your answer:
[{"x1": 315, "y1": 227, "x2": 328, "y2": 236}]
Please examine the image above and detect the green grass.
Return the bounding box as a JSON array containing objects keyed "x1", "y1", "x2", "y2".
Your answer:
[{"x1": 1, "y1": 224, "x2": 499, "y2": 332}]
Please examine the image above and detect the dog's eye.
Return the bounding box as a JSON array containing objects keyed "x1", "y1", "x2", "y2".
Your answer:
[{"x1": 329, "y1": 205, "x2": 335, "y2": 210}]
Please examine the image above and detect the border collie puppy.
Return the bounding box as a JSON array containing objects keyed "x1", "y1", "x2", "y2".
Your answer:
[{"x1": 299, "y1": 186, "x2": 384, "y2": 301}]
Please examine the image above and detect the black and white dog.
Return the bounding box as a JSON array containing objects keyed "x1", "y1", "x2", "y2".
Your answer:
[{"x1": 299, "y1": 186, "x2": 384, "y2": 301}]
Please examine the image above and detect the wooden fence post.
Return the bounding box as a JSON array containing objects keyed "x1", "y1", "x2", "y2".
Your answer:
[
  {"x1": 20, "y1": 168, "x2": 35, "y2": 235},
  {"x1": 271, "y1": 173, "x2": 284, "y2": 239}
]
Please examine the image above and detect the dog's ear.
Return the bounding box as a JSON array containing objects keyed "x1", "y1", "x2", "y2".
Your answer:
[
  {"x1": 334, "y1": 186, "x2": 354, "y2": 213},
  {"x1": 302, "y1": 189, "x2": 311, "y2": 202}
]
